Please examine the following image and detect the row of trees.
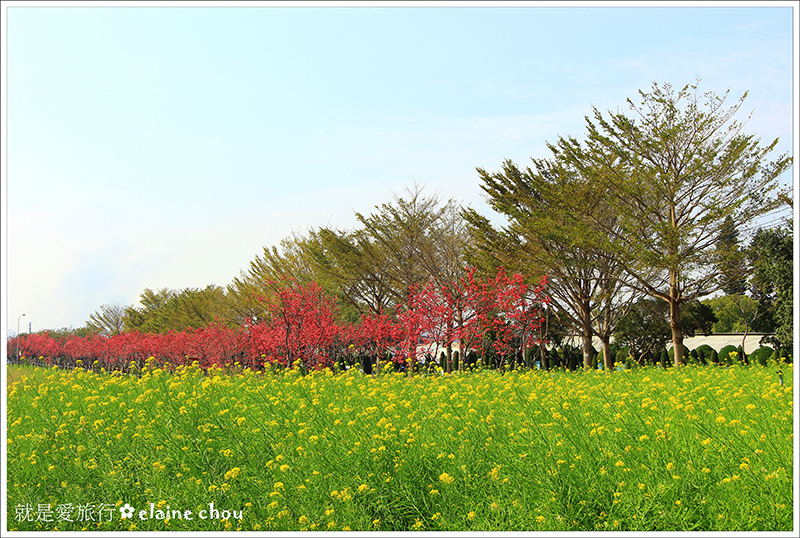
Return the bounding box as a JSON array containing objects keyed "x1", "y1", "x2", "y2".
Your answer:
[
  {"x1": 9, "y1": 268, "x2": 550, "y2": 373},
  {"x1": 465, "y1": 80, "x2": 792, "y2": 366},
  {"x1": 52, "y1": 80, "x2": 794, "y2": 368}
]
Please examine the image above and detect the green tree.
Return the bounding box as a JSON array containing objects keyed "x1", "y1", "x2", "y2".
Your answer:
[
  {"x1": 681, "y1": 301, "x2": 718, "y2": 338},
  {"x1": 124, "y1": 288, "x2": 177, "y2": 332},
  {"x1": 613, "y1": 298, "x2": 671, "y2": 364},
  {"x1": 123, "y1": 285, "x2": 235, "y2": 333},
  {"x1": 715, "y1": 216, "x2": 747, "y2": 295},
  {"x1": 552, "y1": 79, "x2": 792, "y2": 366},
  {"x1": 748, "y1": 223, "x2": 793, "y2": 349},
  {"x1": 615, "y1": 298, "x2": 717, "y2": 364},
  {"x1": 227, "y1": 233, "x2": 318, "y2": 326},
  {"x1": 467, "y1": 156, "x2": 641, "y2": 370},
  {"x1": 168, "y1": 285, "x2": 233, "y2": 330},
  {"x1": 86, "y1": 302, "x2": 128, "y2": 336},
  {"x1": 703, "y1": 294, "x2": 772, "y2": 333},
  {"x1": 303, "y1": 226, "x2": 398, "y2": 319},
  {"x1": 354, "y1": 183, "x2": 457, "y2": 306}
]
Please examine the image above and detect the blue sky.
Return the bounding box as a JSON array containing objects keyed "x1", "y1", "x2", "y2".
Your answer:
[{"x1": 2, "y1": 2, "x2": 797, "y2": 335}]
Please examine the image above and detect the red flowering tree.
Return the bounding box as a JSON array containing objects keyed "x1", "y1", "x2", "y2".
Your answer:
[
  {"x1": 250, "y1": 280, "x2": 342, "y2": 370},
  {"x1": 345, "y1": 311, "x2": 402, "y2": 373},
  {"x1": 409, "y1": 279, "x2": 455, "y2": 369},
  {"x1": 182, "y1": 323, "x2": 250, "y2": 369},
  {"x1": 9, "y1": 332, "x2": 62, "y2": 365},
  {"x1": 491, "y1": 270, "x2": 549, "y2": 366},
  {"x1": 451, "y1": 267, "x2": 550, "y2": 369},
  {"x1": 394, "y1": 267, "x2": 549, "y2": 372}
]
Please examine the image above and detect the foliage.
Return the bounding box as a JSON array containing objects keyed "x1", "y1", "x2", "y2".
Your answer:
[
  {"x1": 548, "y1": 79, "x2": 792, "y2": 365},
  {"x1": 467, "y1": 155, "x2": 637, "y2": 370},
  {"x1": 304, "y1": 227, "x2": 395, "y2": 319},
  {"x1": 86, "y1": 303, "x2": 128, "y2": 336},
  {"x1": 354, "y1": 183, "x2": 470, "y2": 309},
  {"x1": 703, "y1": 294, "x2": 772, "y2": 334},
  {"x1": 714, "y1": 216, "x2": 747, "y2": 295},
  {"x1": 11, "y1": 268, "x2": 548, "y2": 375},
  {"x1": 748, "y1": 224, "x2": 793, "y2": 349},
  {"x1": 750, "y1": 346, "x2": 776, "y2": 367},
  {"x1": 613, "y1": 299, "x2": 672, "y2": 361},
  {"x1": 226, "y1": 233, "x2": 319, "y2": 326},
  {"x1": 9, "y1": 324, "x2": 253, "y2": 372},
  {"x1": 614, "y1": 299, "x2": 717, "y2": 363},
  {"x1": 691, "y1": 344, "x2": 715, "y2": 365},
  {"x1": 344, "y1": 311, "x2": 402, "y2": 366},
  {"x1": 250, "y1": 280, "x2": 343, "y2": 371},
  {"x1": 718, "y1": 345, "x2": 742, "y2": 365},
  {"x1": 122, "y1": 286, "x2": 237, "y2": 333},
  {"x1": 680, "y1": 301, "x2": 718, "y2": 338}
]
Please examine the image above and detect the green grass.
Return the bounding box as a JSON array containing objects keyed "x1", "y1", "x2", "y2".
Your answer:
[{"x1": 5, "y1": 362, "x2": 794, "y2": 531}]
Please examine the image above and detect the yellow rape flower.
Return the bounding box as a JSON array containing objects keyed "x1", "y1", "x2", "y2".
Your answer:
[{"x1": 224, "y1": 467, "x2": 241, "y2": 480}]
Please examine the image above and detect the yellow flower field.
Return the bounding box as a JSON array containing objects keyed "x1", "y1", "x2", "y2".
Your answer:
[{"x1": 6, "y1": 362, "x2": 794, "y2": 531}]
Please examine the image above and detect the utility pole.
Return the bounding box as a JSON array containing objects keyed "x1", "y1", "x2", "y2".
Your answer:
[{"x1": 16, "y1": 313, "x2": 26, "y2": 361}]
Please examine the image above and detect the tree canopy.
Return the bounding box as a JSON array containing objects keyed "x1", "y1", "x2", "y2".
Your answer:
[{"x1": 545, "y1": 80, "x2": 791, "y2": 365}]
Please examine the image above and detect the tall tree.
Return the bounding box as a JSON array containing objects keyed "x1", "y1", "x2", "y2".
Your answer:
[
  {"x1": 613, "y1": 298, "x2": 672, "y2": 364},
  {"x1": 86, "y1": 302, "x2": 128, "y2": 336},
  {"x1": 715, "y1": 216, "x2": 747, "y2": 295},
  {"x1": 123, "y1": 285, "x2": 234, "y2": 333},
  {"x1": 417, "y1": 201, "x2": 474, "y2": 372},
  {"x1": 303, "y1": 226, "x2": 395, "y2": 318},
  {"x1": 615, "y1": 298, "x2": 717, "y2": 364},
  {"x1": 354, "y1": 183, "x2": 453, "y2": 306},
  {"x1": 748, "y1": 223, "x2": 793, "y2": 349},
  {"x1": 552, "y1": 80, "x2": 792, "y2": 365},
  {"x1": 227, "y1": 233, "x2": 317, "y2": 325},
  {"x1": 704, "y1": 294, "x2": 770, "y2": 333},
  {"x1": 124, "y1": 288, "x2": 177, "y2": 332},
  {"x1": 467, "y1": 157, "x2": 639, "y2": 370}
]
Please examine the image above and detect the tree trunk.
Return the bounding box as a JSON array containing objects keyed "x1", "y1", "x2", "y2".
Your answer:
[
  {"x1": 580, "y1": 305, "x2": 594, "y2": 369},
  {"x1": 582, "y1": 334, "x2": 594, "y2": 370},
  {"x1": 540, "y1": 309, "x2": 549, "y2": 370},
  {"x1": 445, "y1": 316, "x2": 453, "y2": 373},
  {"x1": 668, "y1": 205, "x2": 684, "y2": 368},
  {"x1": 740, "y1": 301, "x2": 750, "y2": 363},
  {"x1": 456, "y1": 309, "x2": 465, "y2": 372},
  {"x1": 669, "y1": 296, "x2": 684, "y2": 367},
  {"x1": 601, "y1": 336, "x2": 613, "y2": 371},
  {"x1": 446, "y1": 343, "x2": 453, "y2": 374}
]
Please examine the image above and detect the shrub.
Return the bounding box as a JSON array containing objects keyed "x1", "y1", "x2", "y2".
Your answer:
[
  {"x1": 772, "y1": 348, "x2": 793, "y2": 364},
  {"x1": 718, "y1": 345, "x2": 739, "y2": 365},
  {"x1": 750, "y1": 346, "x2": 775, "y2": 366},
  {"x1": 615, "y1": 347, "x2": 630, "y2": 369},
  {"x1": 694, "y1": 344, "x2": 715, "y2": 365}
]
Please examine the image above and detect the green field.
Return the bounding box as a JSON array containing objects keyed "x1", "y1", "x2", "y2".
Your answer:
[{"x1": 5, "y1": 362, "x2": 794, "y2": 531}]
